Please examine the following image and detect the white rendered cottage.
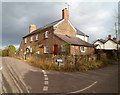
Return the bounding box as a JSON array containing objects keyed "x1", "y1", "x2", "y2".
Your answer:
[{"x1": 94, "y1": 35, "x2": 120, "y2": 50}]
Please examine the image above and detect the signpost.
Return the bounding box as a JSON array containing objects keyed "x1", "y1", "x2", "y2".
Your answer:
[{"x1": 56, "y1": 59, "x2": 64, "y2": 66}]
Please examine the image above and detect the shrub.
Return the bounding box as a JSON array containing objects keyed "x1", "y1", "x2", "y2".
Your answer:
[{"x1": 26, "y1": 55, "x2": 114, "y2": 72}]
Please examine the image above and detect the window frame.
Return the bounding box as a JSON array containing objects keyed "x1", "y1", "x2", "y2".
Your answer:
[
  {"x1": 44, "y1": 46, "x2": 48, "y2": 53},
  {"x1": 80, "y1": 46, "x2": 85, "y2": 52},
  {"x1": 45, "y1": 31, "x2": 49, "y2": 38},
  {"x1": 24, "y1": 38, "x2": 27, "y2": 43},
  {"x1": 30, "y1": 36, "x2": 33, "y2": 42},
  {"x1": 61, "y1": 45, "x2": 66, "y2": 52},
  {"x1": 36, "y1": 34, "x2": 39, "y2": 40}
]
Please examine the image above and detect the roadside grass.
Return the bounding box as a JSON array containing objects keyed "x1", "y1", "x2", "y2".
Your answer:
[{"x1": 26, "y1": 56, "x2": 114, "y2": 72}]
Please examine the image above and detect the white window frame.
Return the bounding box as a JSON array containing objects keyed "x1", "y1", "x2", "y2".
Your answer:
[
  {"x1": 61, "y1": 45, "x2": 66, "y2": 52},
  {"x1": 25, "y1": 38, "x2": 27, "y2": 43},
  {"x1": 30, "y1": 48, "x2": 32, "y2": 52},
  {"x1": 36, "y1": 34, "x2": 38, "y2": 40},
  {"x1": 80, "y1": 46, "x2": 85, "y2": 52},
  {"x1": 30, "y1": 36, "x2": 33, "y2": 42},
  {"x1": 44, "y1": 46, "x2": 48, "y2": 53},
  {"x1": 45, "y1": 31, "x2": 48, "y2": 38}
]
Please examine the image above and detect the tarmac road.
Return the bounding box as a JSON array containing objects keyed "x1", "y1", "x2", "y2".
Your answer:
[{"x1": 1, "y1": 57, "x2": 119, "y2": 94}]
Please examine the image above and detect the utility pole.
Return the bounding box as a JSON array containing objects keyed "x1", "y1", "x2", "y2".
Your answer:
[
  {"x1": 115, "y1": 22, "x2": 119, "y2": 62},
  {"x1": 65, "y1": 2, "x2": 70, "y2": 19}
]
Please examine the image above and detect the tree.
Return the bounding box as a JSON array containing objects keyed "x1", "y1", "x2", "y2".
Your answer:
[
  {"x1": 2, "y1": 48, "x2": 9, "y2": 57},
  {"x1": 8, "y1": 45, "x2": 16, "y2": 55}
]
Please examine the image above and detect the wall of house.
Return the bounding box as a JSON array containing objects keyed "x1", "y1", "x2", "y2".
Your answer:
[
  {"x1": 94, "y1": 41, "x2": 104, "y2": 49},
  {"x1": 19, "y1": 27, "x2": 53, "y2": 54},
  {"x1": 41, "y1": 31, "x2": 67, "y2": 54},
  {"x1": 54, "y1": 19, "x2": 76, "y2": 37},
  {"x1": 104, "y1": 40, "x2": 117, "y2": 50},
  {"x1": 70, "y1": 45, "x2": 94, "y2": 55},
  {"x1": 76, "y1": 35, "x2": 88, "y2": 42},
  {"x1": 19, "y1": 26, "x2": 68, "y2": 54}
]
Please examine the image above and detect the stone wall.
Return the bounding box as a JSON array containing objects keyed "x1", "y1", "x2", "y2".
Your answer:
[{"x1": 23, "y1": 53, "x2": 97, "y2": 66}]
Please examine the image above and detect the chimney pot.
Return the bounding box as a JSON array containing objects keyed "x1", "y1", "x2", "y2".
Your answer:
[
  {"x1": 29, "y1": 24, "x2": 36, "y2": 33},
  {"x1": 62, "y1": 8, "x2": 68, "y2": 20},
  {"x1": 113, "y1": 37, "x2": 117, "y2": 41}
]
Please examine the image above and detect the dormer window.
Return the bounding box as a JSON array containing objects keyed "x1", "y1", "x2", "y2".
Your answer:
[
  {"x1": 25, "y1": 38, "x2": 27, "y2": 43},
  {"x1": 30, "y1": 36, "x2": 33, "y2": 42},
  {"x1": 45, "y1": 31, "x2": 48, "y2": 38},
  {"x1": 36, "y1": 34, "x2": 38, "y2": 40}
]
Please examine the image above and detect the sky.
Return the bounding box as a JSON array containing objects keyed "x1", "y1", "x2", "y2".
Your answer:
[{"x1": 1, "y1": 0, "x2": 120, "y2": 49}]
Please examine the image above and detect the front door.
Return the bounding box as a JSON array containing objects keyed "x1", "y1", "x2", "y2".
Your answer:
[{"x1": 54, "y1": 45, "x2": 58, "y2": 55}]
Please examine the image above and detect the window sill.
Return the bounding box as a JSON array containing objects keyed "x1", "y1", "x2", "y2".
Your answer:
[{"x1": 81, "y1": 51, "x2": 85, "y2": 52}]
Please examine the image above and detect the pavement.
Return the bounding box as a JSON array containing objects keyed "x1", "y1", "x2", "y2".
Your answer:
[{"x1": 1, "y1": 57, "x2": 119, "y2": 94}]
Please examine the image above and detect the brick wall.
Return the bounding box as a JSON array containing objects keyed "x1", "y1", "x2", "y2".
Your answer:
[{"x1": 54, "y1": 20, "x2": 76, "y2": 37}]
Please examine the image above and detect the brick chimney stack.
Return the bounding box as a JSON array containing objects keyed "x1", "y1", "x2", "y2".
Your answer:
[
  {"x1": 29, "y1": 24, "x2": 36, "y2": 33},
  {"x1": 62, "y1": 8, "x2": 68, "y2": 20},
  {"x1": 108, "y1": 34, "x2": 111, "y2": 39}
]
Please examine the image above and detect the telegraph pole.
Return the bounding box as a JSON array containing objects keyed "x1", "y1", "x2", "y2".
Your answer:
[{"x1": 115, "y1": 22, "x2": 119, "y2": 62}]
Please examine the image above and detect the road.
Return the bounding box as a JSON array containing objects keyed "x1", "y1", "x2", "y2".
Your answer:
[{"x1": 1, "y1": 57, "x2": 119, "y2": 94}]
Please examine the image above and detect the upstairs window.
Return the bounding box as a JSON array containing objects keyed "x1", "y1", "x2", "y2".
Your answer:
[
  {"x1": 80, "y1": 46, "x2": 85, "y2": 52},
  {"x1": 44, "y1": 46, "x2": 48, "y2": 53},
  {"x1": 45, "y1": 31, "x2": 48, "y2": 38},
  {"x1": 36, "y1": 34, "x2": 38, "y2": 40},
  {"x1": 25, "y1": 38, "x2": 27, "y2": 43},
  {"x1": 30, "y1": 36, "x2": 33, "y2": 42}
]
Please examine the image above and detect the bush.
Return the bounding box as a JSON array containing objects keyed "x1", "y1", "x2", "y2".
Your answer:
[{"x1": 26, "y1": 55, "x2": 113, "y2": 72}]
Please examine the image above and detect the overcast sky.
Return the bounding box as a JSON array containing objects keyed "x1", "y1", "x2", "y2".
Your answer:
[{"x1": 1, "y1": 1, "x2": 119, "y2": 49}]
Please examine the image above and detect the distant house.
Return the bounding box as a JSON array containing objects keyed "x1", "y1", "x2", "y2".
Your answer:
[
  {"x1": 94, "y1": 35, "x2": 120, "y2": 50},
  {"x1": 19, "y1": 8, "x2": 94, "y2": 55}
]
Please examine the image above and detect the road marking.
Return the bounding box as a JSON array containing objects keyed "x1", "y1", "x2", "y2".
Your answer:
[
  {"x1": 30, "y1": 69, "x2": 38, "y2": 72},
  {"x1": 44, "y1": 81, "x2": 49, "y2": 85},
  {"x1": 43, "y1": 86, "x2": 48, "y2": 91},
  {"x1": 42, "y1": 70, "x2": 49, "y2": 92},
  {"x1": 0, "y1": 67, "x2": 2, "y2": 70},
  {"x1": 42, "y1": 70, "x2": 45, "y2": 73},
  {"x1": 68, "y1": 81, "x2": 98, "y2": 94},
  {"x1": 45, "y1": 77, "x2": 48, "y2": 81},
  {"x1": 44, "y1": 74, "x2": 47, "y2": 77}
]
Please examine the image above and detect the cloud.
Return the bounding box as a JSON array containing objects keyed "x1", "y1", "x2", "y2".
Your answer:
[{"x1": 2, "y1": 2, "x2": 118, "y2": 49}]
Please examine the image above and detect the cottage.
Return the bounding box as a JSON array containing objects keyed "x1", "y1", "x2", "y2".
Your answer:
[
  {"x1": 19, "y1": 8, "x2": 94, "y2": 55},
  {"x1": 94, "y1": 35, "x2": 120, "y2": 50}
]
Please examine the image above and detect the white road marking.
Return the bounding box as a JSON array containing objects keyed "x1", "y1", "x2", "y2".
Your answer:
[
  {"x1": 44, "y1": 74, "x2": 47, "y2": 77},
  {"x1": 43, "y1": 72, "x2": 46, "y2": 75},
  {"x1": 42, "y1": 70, "x2": 49, "y2": 92},
  {"x1": 45, "y1": 77, "x2": 48, "y2": 81},
  {"x1": 68, "y1": 81, "x2": 98, "y2": 94},
  {"x1": 44, "y1": 81, "x2": 49, "y2": 85},
  {"x1": 42, "y1": 70, "x2": 45, "y2": 73},
  {"x1": 30, "y1": 69, "x2": 38, "y2": 72},
  {"x1": 43, "y1": 86, "x2": 48, "y2": 91},
  {"x1": 0, "y1": 67, "x2": 2, "y2": 70}
]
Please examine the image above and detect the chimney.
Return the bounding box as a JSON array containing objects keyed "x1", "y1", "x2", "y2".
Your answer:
[
  {"x1": 108, "y1": 34, "x2": 111, "y2": 39},
  {"x1": 29, "y1": 24, "x2": 36, "y2": 33},
  {"x1": 113, "y1": 37, "x2": 117, "y2": 41},
  {"x1": 62, "y1": 8, "x2": 68, "y2": 20}
]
